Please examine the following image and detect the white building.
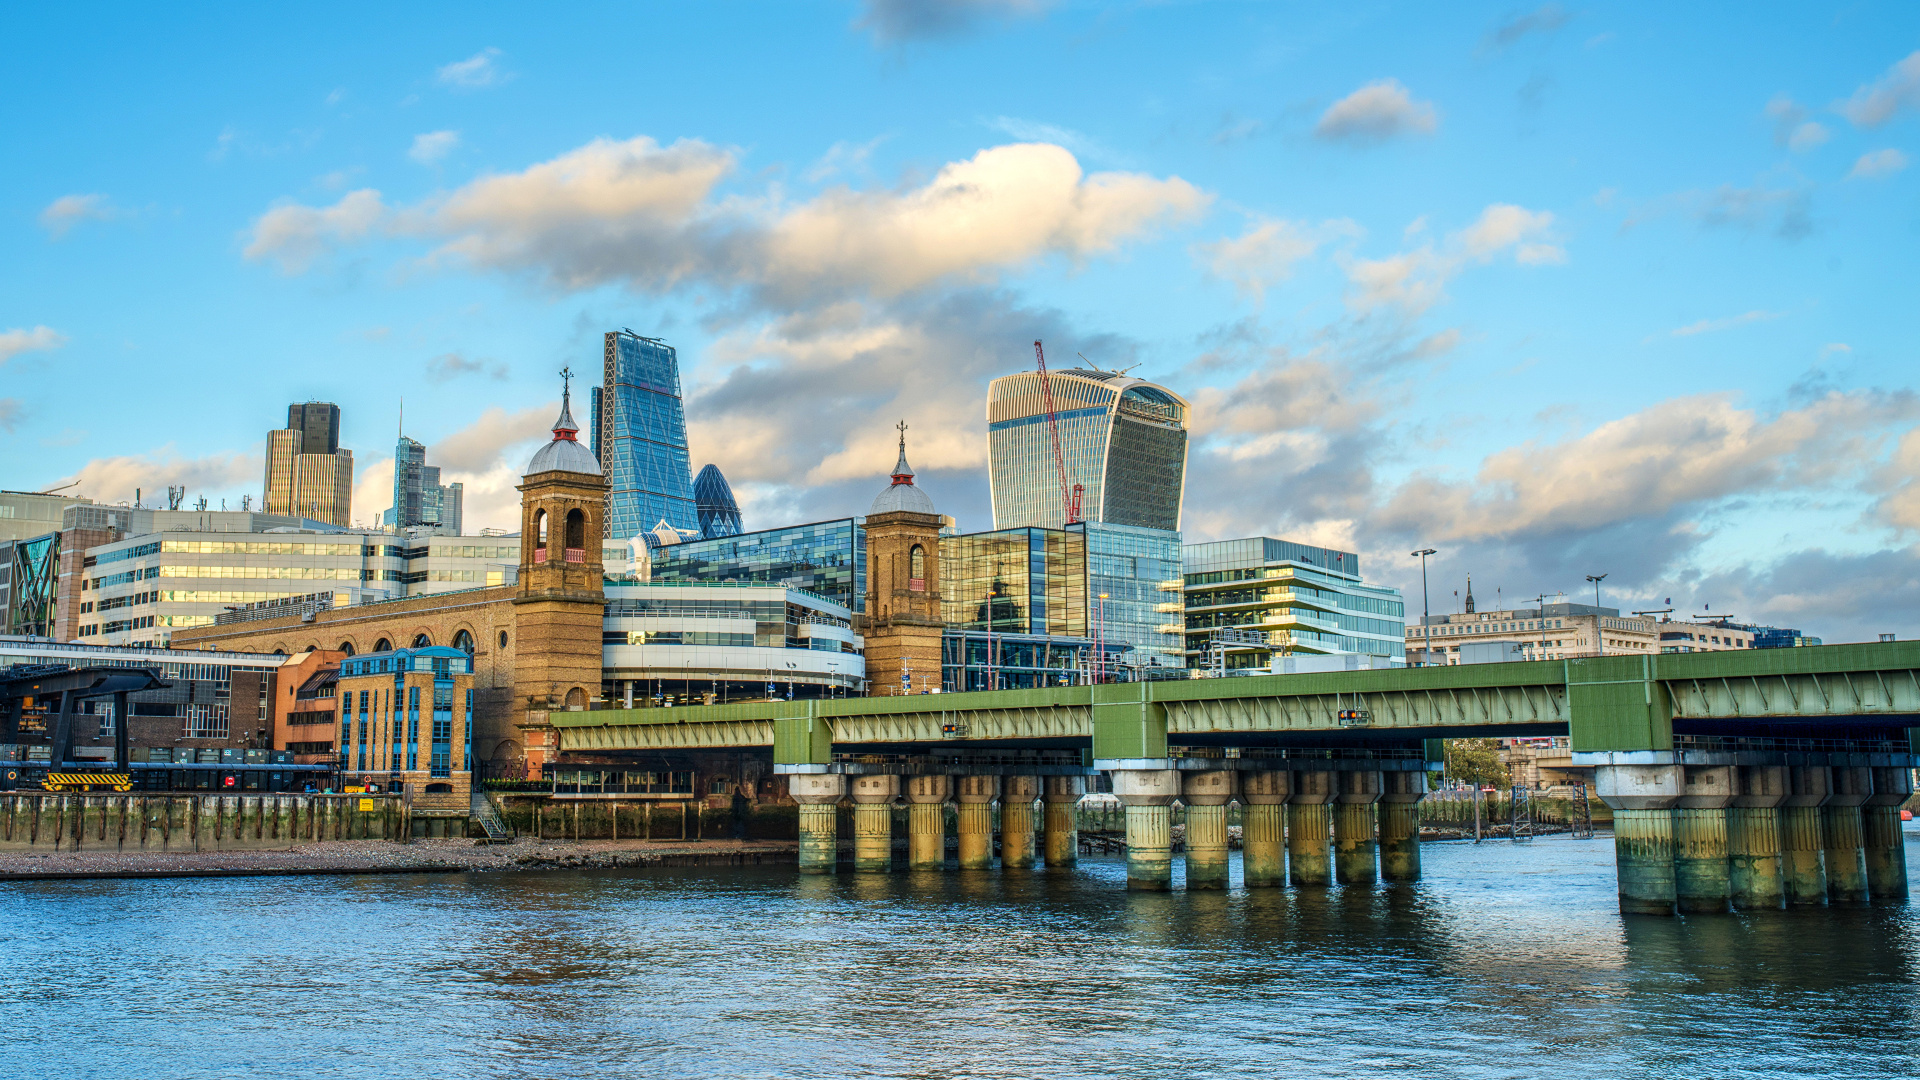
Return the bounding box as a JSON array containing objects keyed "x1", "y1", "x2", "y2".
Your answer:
[{"x1": 602, "y1": 581, "x2": 864, "y2": 704}]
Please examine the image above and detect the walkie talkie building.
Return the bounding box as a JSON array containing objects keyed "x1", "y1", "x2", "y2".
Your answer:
[{"x1": 985, "y1": 368, "x2": 1189, "y2": 532}]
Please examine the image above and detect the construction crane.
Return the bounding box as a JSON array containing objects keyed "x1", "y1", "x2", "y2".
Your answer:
[{"x1": 1033, "y1": 341, "x2": 1082, "y2": 525}]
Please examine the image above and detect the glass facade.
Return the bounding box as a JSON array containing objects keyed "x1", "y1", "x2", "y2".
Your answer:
[
  {"x1": 693, "y1": 464, "x2": 743, "y2": 539},
  {"x1": 941, "y1": 630, "x2": 1092, "y2": 692},
  {"x1": 939, "y1": 526, "x2": 1086, "y2": 637},
  {"x1": 1079, "y1": 522, "x2": 1187, "y2": 675},
  {"x1": 987, "y1": 369, "x2": 1189, "y2": 532},
  {"x1": 602, "y1": 331, "x2": 698, "y2": 541},
  {"x1": 651, "y1": 518, "x2": 866, "y2": 613},
  {"x1": 1184, "y1": 537, "x2": 1406, "y2": 667},
  {"x1": 386, "y1": 436, "x2": 463, "y2": 534}
]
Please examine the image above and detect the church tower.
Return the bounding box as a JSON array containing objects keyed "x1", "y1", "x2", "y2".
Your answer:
[
  {"x1": 861, "y1": 422, "x2": 945, "y2": 695},
  {"x1": 513, "y1": 370, "x2": 609, "y2": 730}
]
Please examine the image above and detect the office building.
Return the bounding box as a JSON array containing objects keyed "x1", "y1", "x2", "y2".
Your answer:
[
  {"x1": 0, "y1": 490, "x2": 94, "y2": 546},
  {"x1": 1185, "y1": 537, "x2": 1406, "y2": 670},
  {"x1": 652, "y1": 518, "x2": 867, "y2": 613},
  {"x1": 939, "y1": 525, "x2": 1094, "y2": 690},
  {"x1": 336, "y1": 645, "x2": 476, "y2": 813},
  {"x1": 1405, "y1": 602, "x2": 1655, "y2": 665},
  {"x1": 693, "y1": 464, "x2": 743, "y2": 539},
  {"x1": 1650, "y1": 617, "x2": 1819, "y2": 652},
  {"x1": 986, "y1": 365, "x2": 1190, "y2": 531},
  {"x1": 604, "y1": 582, "x2": 863, "y2": 702},
  {"x1": 599, "y1": 330, "x2": 698, "y2": 541},
  {"x1": 2, "y1": 532, "x2": 59, "y2": 637},
  {"x1": 385, "y1": 436, "x2": 464, "y2": 535},
  {"x1": 265, "y1": 402, "x2": 354, "y2": 527}
]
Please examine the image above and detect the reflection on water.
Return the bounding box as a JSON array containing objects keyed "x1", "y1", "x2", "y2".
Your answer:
[{"x1": 1, "y1": 829, "x2": 1916, "y2": 1079}]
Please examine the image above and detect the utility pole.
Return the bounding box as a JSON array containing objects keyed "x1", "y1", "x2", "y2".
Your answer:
[
  {"x1": 1586, "y1": 573, "x2": 1608, "y2": 656},
  {"x1": 1534, "y1": 593, "x2": 1550, "y2": 660},
  {"x1": 1411, "y1": 548, "x2": 1436, "y2": 665}
]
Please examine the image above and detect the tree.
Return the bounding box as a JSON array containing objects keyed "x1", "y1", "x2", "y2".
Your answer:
[{"x1": 1444, "y1": 738, "x2": 1511, "y2": 790}]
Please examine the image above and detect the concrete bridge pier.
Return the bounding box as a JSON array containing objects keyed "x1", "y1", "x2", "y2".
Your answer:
[
  {"x1": 1240, "y1": 770, "x2": 1289, "y2": 888},
  {"x1": 1595, "y1": 764, "x2": 1681, "y2": 916},
  {"x1": 1823, "y1": 766, "x2": 1873, "y2": 905},
  {"x1": 1288, "y1": 770, "x2": 1335, "y2": 887},
  {"x1": 1182, "y1": 770, "x2": 1235, "y2": 890},
  {"x1": 1377, "y1": 769, "x2": 1426, "y2": 883},
  {"x1": 955, "y1": 775, "x2": 1000, "y2": 870},
  {"x1": 1042, "y1": 776, "x2": 1083, "y2": 868},
  {"x1": 1111, "y1": 769, "x2": 1178, "y2": 891},
  {"x1": 905, "y1": 775, "x2": 952, "y2": 870},
  {"x1": 1728, "y1": 765, "x2": 1788, "y2": 910},
  {"x1": 1781, "y1": 766, "x2": 1831, "y2": 906},
  {"x1": 850, "y1": 774, "x2": 901, "y2": 873},
  {"x1": 1864, "y1": 767, "x2": 1912, "y2": 902},
  {"x1": 1000, "y1": 775, "x2": 1040, "y2": 870},
  {"x1": 1672, "y1": 766, "x2": 1734, "y2": 914},
  {"x1": 790, "y1": 773, "x2": 847, "y2": 875},
  {"x1": 1333, "y1": 770, "x2": 1382, "y2": 886}
]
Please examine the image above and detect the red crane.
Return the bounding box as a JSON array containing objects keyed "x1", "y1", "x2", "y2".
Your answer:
[{"x1": 1033, "y1": 340, "x2": 1082, "y2": 525}]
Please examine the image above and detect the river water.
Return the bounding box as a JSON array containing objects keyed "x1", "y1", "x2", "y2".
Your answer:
[{"x1": 3, "y1": 828, "x2": 1917, "y2": 1079}]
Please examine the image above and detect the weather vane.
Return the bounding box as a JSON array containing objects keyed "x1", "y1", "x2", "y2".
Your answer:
[
  {"x1": 559, "y1": 366, "x2": 573, "y2": 397},
  {"x1": 896, "y1": 419, "x2": 908, "y2": 448}
]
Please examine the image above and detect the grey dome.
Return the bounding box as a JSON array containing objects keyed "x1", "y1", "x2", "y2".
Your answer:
[
  {"x1": 525, "y1": 391, "x2": 603, "y2": 476},
  {"x1": 868, "y1": 426, "x2": 935, "y2": 515}
]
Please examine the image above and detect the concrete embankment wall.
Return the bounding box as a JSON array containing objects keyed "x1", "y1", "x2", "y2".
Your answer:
[
  {"x1": 493, "y1": 796, "x2": 800, "y2": 842},
  {"x1": 0, "y1": 794, "x2": 405, "y2": 852}
]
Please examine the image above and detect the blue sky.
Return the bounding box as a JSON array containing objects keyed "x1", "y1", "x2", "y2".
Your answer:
[{"x1": 4, "y1": 1, "x2": 1918, "y2": 640}]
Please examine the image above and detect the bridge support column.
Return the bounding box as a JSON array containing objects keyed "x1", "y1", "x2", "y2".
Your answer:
[
  {"x1": 1334, "y1": 770, "x2": 1381, "y2": 886},
  {"x1": 850, "y1": 774, "x2": 900, "y2": 873},
  {"x1": 904, "y1": 775, "x2": 951, "y2": 870},
  {"x1": 1111, "y1": 769, "x2": 1178, "y2": 891},
  {"x1": 1728, "y1": 765, "x2": 1787, "y2": 910},
  {"x1": 1043, "y1": 776, "x2": 1083, "y2": 868},
  {"x1": 1782, "y1": 766, "x2": 1830, "y2": 905},
  {"x1": 1378, "y1": 770, "x2": 1426, "y2": 883},
  {"x1": 1596, "y1": 764, "x2": 1681, "y2": 916},
  {"x1": 1288, "y1": 770, "x2": 1334, "y2": 887},
  {"x1": 1000, "y1": 776, "x2": 1040, "y2": 870},
  {"x1": 1824, "y1": 766, "x2": 1872, "y2": 905},
  {"x1": 1672, "y1": 766, "x2": 1734, "y2": 914},
  {"x1": 1182, "y1": 770, "x2": 1235, "y2": 890},
  {"x1": 790, "y1": 773, "x2": 846, "y2": 875},
  {"x1": 955, "y1": 775, "x2": 1000, "y2": 871},
  {"x1": 1240, "y1": 771, "x2": 1289, "y2": 888},
  {"x1": 1864, "y1": 767, "x2": 1912, "y2": 902}
]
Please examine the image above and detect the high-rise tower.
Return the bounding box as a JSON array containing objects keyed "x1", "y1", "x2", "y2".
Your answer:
[
  {"x1": 985, "y1": 367, "x2": 1189, "y2": 532},
  {"x1": 692, "y1": 464, "x2": 742, "y2": 539},
  {"x1": 265, "y1": 401, "x2": 353, "y2": 526},
  {"x1": 599, "y1": 330, "x2": 698, "y2": 541},
  {"x1": 386, "y1": 435, "x2": 464, "y2": 534}
]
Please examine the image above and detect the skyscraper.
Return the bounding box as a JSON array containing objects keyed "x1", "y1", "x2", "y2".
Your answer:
[
  {"x1": 692, "y1": 463, "x2": 742, "y2": 539},
  {"x1": 985, "y1": 366, "x2": 1189, "y2": 531},
  {"x1": 599, "y1": 330, "x2": 698, "y2": 541},
  {"x1": 264, "y1": 402, "x2": 353, "y2": 527},
  {"x1": 385, "y1": 435, "x2": 464, "y2": 535}
]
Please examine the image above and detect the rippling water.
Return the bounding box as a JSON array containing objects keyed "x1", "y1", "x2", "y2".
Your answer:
[{"x1": 3, "y1": 828, "x2": 1917, "y2": 1079}]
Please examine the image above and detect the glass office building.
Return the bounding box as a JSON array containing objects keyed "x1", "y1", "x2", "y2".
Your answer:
[
  {"x1": 938, "y1": 525, "x2": 1094, "y2": 691},
  {"x1": 600, "y1": 331, "x2": 699, "y2": 541},
  {"x1": 385, "y1": 436, "x2": 463, "y2": 535},
  {"x1": 1081, "y1": 521, "x2": 1188, "y2": 676},
  {"x1": 986, "y1": 368, "x2": 1189, "y2": 532},
  {"x1": 693, "y1": 464, "x2": 743, "y2": 539},
  {"x1": 1184, "y1": 537, "x2": 1406, "y2": 668},
  {"x1": 650, "y1": 518, "x2": 866, "y2": 613}
]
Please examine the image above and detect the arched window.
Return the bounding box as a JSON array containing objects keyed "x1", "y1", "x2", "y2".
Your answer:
[
  {"x1": 272, "y1": 648, "x2": 287, "y2": 656},
  {"x1": 909, "y1": 544, "x2": 926, "y2": 590},
  {"x1": 337, "y1": 641, "x2": 355, "y2": 656},
  {"x1": 373, "y1": 637, "x2": 392, "y2": 653},
  {"x1": 533, "y1": 509, "x2": 549, "y2": 563},
  {"x1": 412, "y1": 633, "x2": 432, "y2": 648},
  {"x1": 498, "y1": 630, "x2": 509, "y2": 648},
  {"x1": 564, "y1": 508, "x2": 586, "y2": 562},
  {"x1": 565, "y1": 687, "x2": 587, "y2": 710},
  {"x1": 451, "y1": 630, "x2": 474, "y2": 654}
]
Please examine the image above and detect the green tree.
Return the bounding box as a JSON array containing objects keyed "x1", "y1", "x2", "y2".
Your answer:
[{"x1": 1443, "y1": 738, "x2": 1511, "y2": 790}]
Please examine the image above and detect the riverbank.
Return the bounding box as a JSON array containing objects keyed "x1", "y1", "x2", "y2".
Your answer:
[{"x1": 0, "y1": 837, "x2": 798, "y2": 880}]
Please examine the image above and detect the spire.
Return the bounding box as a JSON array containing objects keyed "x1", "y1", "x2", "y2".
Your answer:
[
  {"x1": 890, "y1": 419, "x2": 914, "y2": 486},
  {"x1": 553, "y1": 366, "x2": 580, "y2": 442},
  {"x1": 1465, "y1": 574, "x2": 1476, "y2": 614}
]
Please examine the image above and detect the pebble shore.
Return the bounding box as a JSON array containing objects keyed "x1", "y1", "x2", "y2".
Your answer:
[{"x1": 0, "y1": 837, "x2": 799, "y2": 879}]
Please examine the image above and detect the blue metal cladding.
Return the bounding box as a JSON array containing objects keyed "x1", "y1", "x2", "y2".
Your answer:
[
  {"x1": 693, "y1": 464, "x2": 744, "y2": 538},
  {"x1": 604, "y1": 332, "x2": 699, "y2": 540}
]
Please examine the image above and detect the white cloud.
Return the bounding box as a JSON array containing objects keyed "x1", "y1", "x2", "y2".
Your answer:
[
  {"x1": 1343, "y1": 204, "x2": 1561, "y2": 316},
  {"x1": 49, "y1": 446, "x2": 259, "y2": 507},
  {"x1": 1666, "y1": 309, "x2": 1784, "y2": 338},
  {"x1": 0, "y1": 325, "x2": 67, "y2": 367},
  {"x1": 857, "y1": 0, "x2": 1051, "y2": 42},
  {"x1": 1848, "y1": 148, "x2": 1909, "y2": 180},
  {"x1": 39, "y1": 194, "x2": 119, "y2": 238},
  {"x1": 1839, "y1": 49, "x2": 1920, "y2": 128},
  {"x1": 437, "y1": 47, "x2": 505, "y2": 89},
  {"x1": 1193, "y1": 217, "x2": 1363, "y2": 302},
  {"x1": 243, "y1": 188, "x2": 389, "y2": 272},
  {"x1": 1314, "y1": 79, "x2": 1439, "y2": 142},
  {"x1": 1765, "y1": 96, "x2": 1829, "y2": 152},
  {"x1": 425, "y1": 352, "x2": 509, "y2": 382},
  {"x1": 409, "y1": 130, "x2": 460, "y2": 165}
]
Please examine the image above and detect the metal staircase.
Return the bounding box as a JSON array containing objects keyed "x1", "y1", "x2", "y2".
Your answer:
[
  {"x1": 1511, "y1": 786, "x2": 1534, "y2": 842},
  {"x1": 472, "y1": 789, "x2": 513, "y2": 844}
]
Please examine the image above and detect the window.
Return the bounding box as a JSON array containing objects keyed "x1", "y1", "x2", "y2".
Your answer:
[
  {"x1": 498, "y1": 630, "x2": 509, "y2": 648},
  {"x1": 373, "y1": 638, "x2": 391, "y2": 652},
  {"x1": 564, "y1": 508, "x2": 586, "y2": 551},
  {"x1": 412, "y1": 633, "x2": 432, "y2": 648},
  {"x1": 534, "y1": 510, "x2": 548, "y2": 562},
  {"x1": 909, "y1": 544, "x2": 926, "y2": 590},
  {"x1": 338, "y1": 641, "x2": 355, "y2": 656},
  {"x1": 451, "y1": 629, "x2": 474, "y2": 654}
]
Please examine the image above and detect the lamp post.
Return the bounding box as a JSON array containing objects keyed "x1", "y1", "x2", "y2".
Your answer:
[
  {"x1": 1586, "y1": 573, "x2": 1608, "y2": 657},
  {"x1": 1094, "y1": 593, "x2": 1108, "y2": 685},
  {"x1": 1411, "y1": 548, "x2": 1436, "y2": 665}
]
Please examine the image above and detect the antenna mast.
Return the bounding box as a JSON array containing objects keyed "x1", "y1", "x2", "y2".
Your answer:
[{"x1": 1033, "y1": 340, "x2": 1081, "y2": 525}]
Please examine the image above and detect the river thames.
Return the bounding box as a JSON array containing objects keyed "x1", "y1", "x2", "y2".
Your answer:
[{"x1": 3, "y1": 829, "x2": 1916, "y2": 1079}]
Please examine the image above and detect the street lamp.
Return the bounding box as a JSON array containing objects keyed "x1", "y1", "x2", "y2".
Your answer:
[
  {"x1": 1094, "y1": 593, "x2": 1109, "y2": 685},
  {"x1": 1586, "y1": 573, "x2": 1608, "y2": 657},
  {"x1": 1411, "y1": 549, "x2": 1436, "y2": 665}
]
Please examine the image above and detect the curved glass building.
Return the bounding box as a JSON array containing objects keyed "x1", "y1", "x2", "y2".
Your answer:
[
  {"x1": 692, "y1": 464, "x2": 743, "y2": 539},
  {"x1": 986, "y1": 369, "x2": 1189, "y2": 531}
]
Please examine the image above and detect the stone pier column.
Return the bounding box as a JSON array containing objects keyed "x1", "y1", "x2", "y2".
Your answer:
[
  {"x1": 954, "y1": 775, "x2": 1000, "y2": 871},
  {"x1": 1000, "y1": 776, "x2": 1040, "y2": 870},
  {"x1": 1240, "y1": 771, "x2": 1289, "y2": 888},
  {"x1": 1110, "y1": 769, "x2": 1178, "y2": 891},
  {"x1": 1781, "y1": 766, "x2": 1830, "y2": 906},
  {"x1": 1728, "y1": 764, "x2": 1787, "y2": 910},
  {"x1": 1287, "y1": 770, "x2": 1334, "y2": 887},
  {"x1": 849, "y1": 774, "x2": 900, "y2": 873},
  {"x1": 1864, "y1": 767, "x2": 1912, "y2": 902},
  {"x1": 789, "y1": 773, "x2": 846, "y2": 875},
  {"x1": 1334, "y1": 770, "x2": 1382, "y2": 886},
  {"x1": 1595, "y1": 764, "x2": 1682, "y2": 916},
  {"x1": 1672, "y1": 766, "x2": 1734, "y2": 914},
  {"x1": 904, "y1": 774, "x2": 951, "y2": 870},
  {"x1": 1378, "y1": 770, "x2": 1426, "y2": 883},
  {"x1": 1824, "y1": 766, "x2": 1872, "y2": 905},
  {"x1": 1182, "y1": 770, "x2": 1235, "y2": 890},
  {"x1": 1042, "y1": 776, "x2": 1084, "y2": 868}
]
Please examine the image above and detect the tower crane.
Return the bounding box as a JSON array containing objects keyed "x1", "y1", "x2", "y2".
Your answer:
[{"x1": 1033, "y1": 340, "x2": 1082, "y2": 525}]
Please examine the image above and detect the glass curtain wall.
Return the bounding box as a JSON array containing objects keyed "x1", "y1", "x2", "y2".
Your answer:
[
  {"x1": 650, "y1": 519, "x2": 866, "y2": 613},
  {"x1": 602, "y1": 331, "x2": 699, "y2": 541}
]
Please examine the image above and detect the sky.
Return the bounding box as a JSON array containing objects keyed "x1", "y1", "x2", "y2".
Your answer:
[{"x1": 3, "y1": 1, "x2": 1918, "y2": 642}]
